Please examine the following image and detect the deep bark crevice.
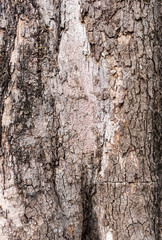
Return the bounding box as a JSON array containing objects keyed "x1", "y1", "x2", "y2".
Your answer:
[{"x1": 81, "y1": 164, "x2": 100, "y2": 240}]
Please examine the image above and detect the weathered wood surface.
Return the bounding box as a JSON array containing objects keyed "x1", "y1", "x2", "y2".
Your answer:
[{"x1": 0, "y1": 0, "x2": 161, "y2": 239}]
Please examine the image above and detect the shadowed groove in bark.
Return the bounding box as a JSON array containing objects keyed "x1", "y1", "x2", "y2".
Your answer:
[{"x1": 81, "y1": 172, "x2": 100, "y2": 240}]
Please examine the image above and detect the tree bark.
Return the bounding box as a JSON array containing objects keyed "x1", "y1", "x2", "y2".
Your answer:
[{"x1": 0, "y1": 0, "x2": 161, "y2": 240}]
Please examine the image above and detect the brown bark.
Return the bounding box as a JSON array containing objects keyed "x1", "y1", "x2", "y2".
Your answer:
[{"x1": 0, "y1": 0, "x2": 161, "y2": 240}]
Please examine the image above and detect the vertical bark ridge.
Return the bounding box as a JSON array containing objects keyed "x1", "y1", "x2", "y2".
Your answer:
[
  {"x1": 0, "y1": 0, "x2": 64, "y2": 239},
  {"x1": 153, "y1": 1, "x2": 162, "y2": 239},
  {"x1": 0, "y1": 1, "x2": 19, "y2": 147}
]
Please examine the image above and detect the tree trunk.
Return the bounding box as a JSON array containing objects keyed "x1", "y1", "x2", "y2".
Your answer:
[{"x1": 0, "y1": 0, "x2": 161, "y2": 240}]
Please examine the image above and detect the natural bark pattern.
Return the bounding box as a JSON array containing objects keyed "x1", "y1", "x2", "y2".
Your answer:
[
  {"x1": 80, "y1": 1, "x2": 161, "y2": 239},
  {"x1": 0, "y1": 0, "x2": 161, "y2": 240}
]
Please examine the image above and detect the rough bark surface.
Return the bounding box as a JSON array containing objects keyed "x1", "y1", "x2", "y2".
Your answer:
[{"x1": 0, "y1": 0, "x2": 161, "y2": 240}]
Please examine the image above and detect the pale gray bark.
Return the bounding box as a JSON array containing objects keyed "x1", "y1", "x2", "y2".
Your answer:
[{"x1": 0, "y1": 0, "x2": 161, "y2": 240}]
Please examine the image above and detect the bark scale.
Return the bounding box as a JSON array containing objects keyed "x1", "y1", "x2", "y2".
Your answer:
[{"x1": 0, "y1": 0, "x2": 161, "y2": 240}]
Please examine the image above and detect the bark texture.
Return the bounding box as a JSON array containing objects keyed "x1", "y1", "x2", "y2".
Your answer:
[{"x1": 0, "y1": 0, "x2": 161, "y2": 240}]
